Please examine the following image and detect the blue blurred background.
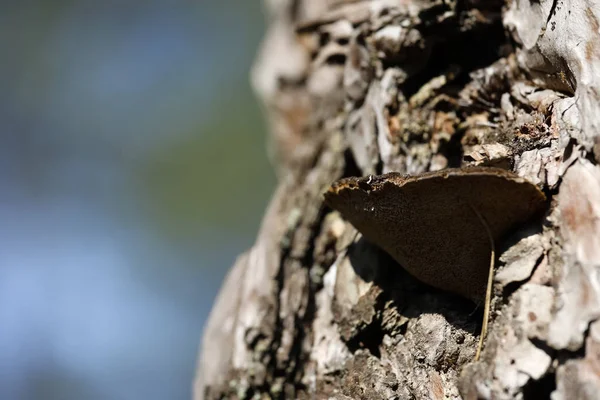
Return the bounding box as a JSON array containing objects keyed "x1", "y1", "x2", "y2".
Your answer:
[{"x1": 0, "y1": 2, "x2": 274, "y2": 399}]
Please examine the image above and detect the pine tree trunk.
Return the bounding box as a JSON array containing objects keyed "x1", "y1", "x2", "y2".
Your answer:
[{"x1": 195, "y1": 1, "x2": 600, "y2": 398}]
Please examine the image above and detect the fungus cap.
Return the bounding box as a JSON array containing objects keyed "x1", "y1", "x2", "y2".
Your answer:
[{"x1": 324, "y1": 167, "x2": 546, "y2": 301}]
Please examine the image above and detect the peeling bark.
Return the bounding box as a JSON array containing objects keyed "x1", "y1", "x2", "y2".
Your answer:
[{"x1": 196, "y1": 0, "x2": 600, "y2": 399}]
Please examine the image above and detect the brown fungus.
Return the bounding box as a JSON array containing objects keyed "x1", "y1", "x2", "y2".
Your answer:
[{"x1": 324, "y1": 167, "x2": 546, "y2": 302}]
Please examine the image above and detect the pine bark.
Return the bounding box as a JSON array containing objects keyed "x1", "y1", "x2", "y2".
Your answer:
[{"x1": 195, "y1": 1, "x2": 600, "y2": 399}]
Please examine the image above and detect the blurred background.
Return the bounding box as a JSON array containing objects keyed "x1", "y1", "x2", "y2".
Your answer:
[{"x1": 0, "y1": 1, "x2": 275, "y2": 399}]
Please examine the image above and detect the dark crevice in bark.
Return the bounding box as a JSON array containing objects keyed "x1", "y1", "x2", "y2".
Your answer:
[
  {"x1": 417, "y1": 2, "x2": 453, "y2": 25},
  {"x1": 439, "y1": 126, "x2": 466, "y2": 168},
  {"x1": 400, "y1": 14, "x2": 506, "y2": 101},
  {"x1": 523, "y1": 332, "x2": 597, "y2": 400},
  {"x1": 285, "y1": 314, "x2": 310, "y2": 397},
  {"x1": 295, "y1": 207, "x2": 335, "y2": 390},
  {"x1": 299, "y1": 209, "x2": 326, "y2": 269},
  {"x1": 262, "y1": 248, "x2": 291, "y2": 397},
  {"x1": 521, "y1": 338, "x2": 559, "y2": 399},
  {"x1": 287, "y1": 146, "x2": 347, "y2": 396},
  {"x1": 546, "y1": 0, "x2": 560, "y2": 26},
  {"x1": 552, "y1": 318, "x2": 597, "y2": 365},
  {"x1": 494, "y1": 214, "x2": 548, "y2": 304},
  {"x1": 345, "y1": 313, "x2": 385, "y2": 358},
  {"x1": 252, "y1": 186, "x2": 321, "y2": 397},
  {"x1": 325, "y1": 53, "x2": 347, "y2": 65},
  {"x1": 522, "y1": 370, "x2": 556, "y2": 399},
  {"x1": 341, "y1": 147, "x2": 363, "y2": 178},
  {"x1": 530, "y1": 337, "x2": 558, "y2": 358},
  {"x1": 501, "y1": 252, "x2": 546, "y2": 299}
]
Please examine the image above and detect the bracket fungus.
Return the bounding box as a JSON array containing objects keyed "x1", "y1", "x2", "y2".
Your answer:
[{"x1": 324, "y1": 167, "x2": 546, "y2": 302}]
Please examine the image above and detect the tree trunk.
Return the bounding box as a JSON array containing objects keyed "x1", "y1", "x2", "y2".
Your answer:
[{"x1": 195, "y1": 0, "x2": 600, "y2": 399}]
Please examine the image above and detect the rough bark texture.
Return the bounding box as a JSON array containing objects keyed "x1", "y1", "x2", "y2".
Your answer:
[{"x1": 196, "y1": 0, "x2": 600, "y2": 399}]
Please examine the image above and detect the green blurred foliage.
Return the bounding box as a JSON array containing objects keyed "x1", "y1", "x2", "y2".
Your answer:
[{"x1": 138, "y1": 83, "x2": 276, "y2": 240}]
